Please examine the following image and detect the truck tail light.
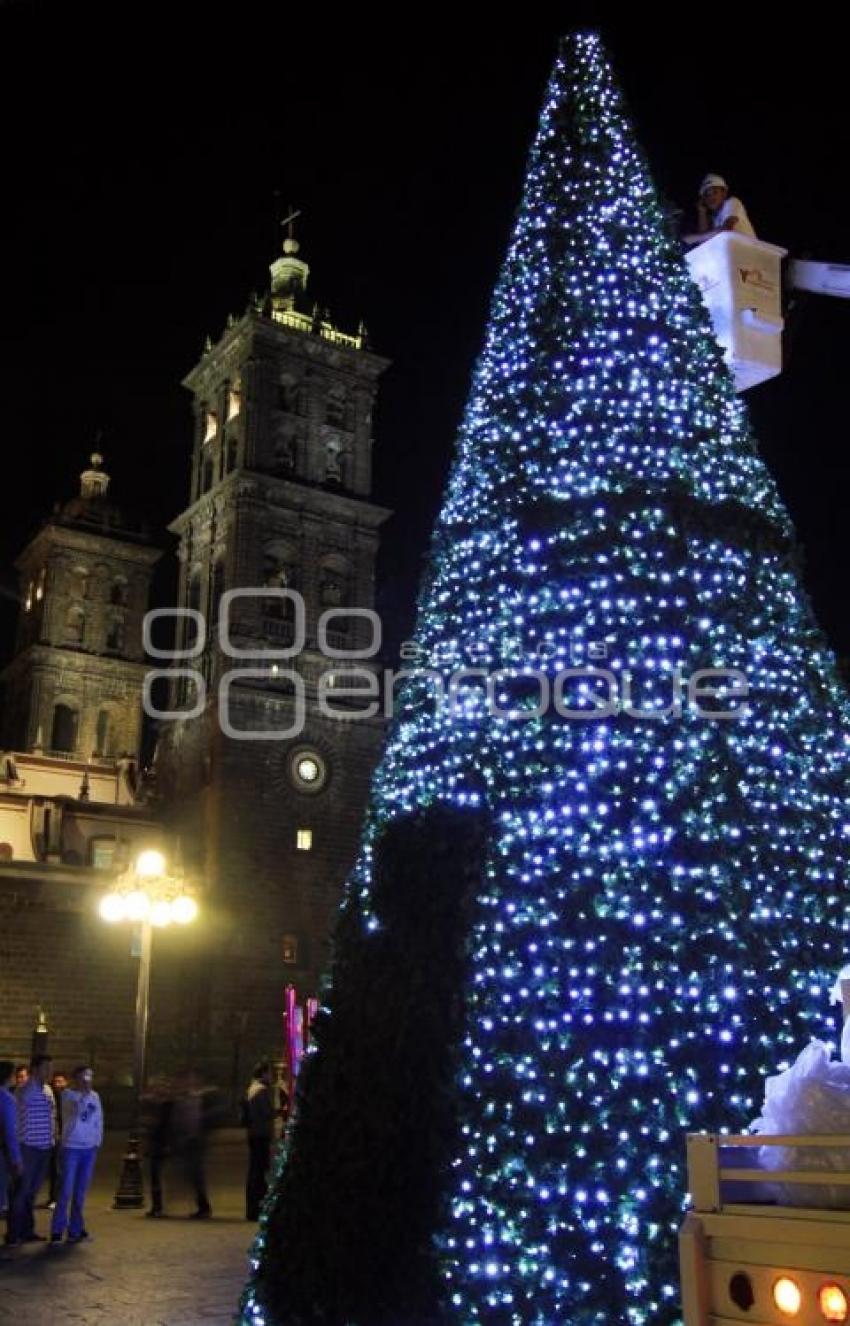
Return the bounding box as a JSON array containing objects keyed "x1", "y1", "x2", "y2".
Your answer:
[
  {"x1": 773, "y1": 1277, "x2": 803, "y2": 1316},
  {"x1": 819, "y1": 1284, "x2": 849, "y2": 1322}
]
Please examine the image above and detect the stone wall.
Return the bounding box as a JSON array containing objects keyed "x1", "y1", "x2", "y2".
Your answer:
[{"x1": 0, "y1": 876, "x2": 217, "y2": 1121}]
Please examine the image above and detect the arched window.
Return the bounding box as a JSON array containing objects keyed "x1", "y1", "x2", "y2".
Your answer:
[
  {"x1": 51, "y1": 703, "x2": 79, "y2": 754},
  {"x1": 106, "y1": 617, "x2": 125, "y2": 652},
  {"x1": 64, "y1": 606, "x2": 85, "y2": 645},
  {"x1": 272, "y1": 427, "x2": 296, "y2": 474},
  {"x1": 278, "y1": 374, "x2": 300, "y2": 413},
  {"x1": 210, "y1": 561, "x2": 225, "y2": 629},
  {"x1": 320, "y1": 554, "x2": 350, "y2": 610},
  {"x1": 263, "y1": 544, "x2": 297, "y2": 624},
  {"x1": 325, "y1": 385, "x2": 346, "y2": 428},
  {"x1": 69, "y1": 567, "x2": 89, "y2": 600},
  {"x1": 202, "y1": 456, "x2": 214, "y2": 493},
  {"x1": 95, "y1": 709, "x2": 115, "y2": 757},
  {"x1": 90, "y1": 836, "x2": 117, "y2": 870},
  {"x1": 110, "y1": 579, "x2": 128, "y2": 606},
  {"x1": 320, "y1": 554, "x2": 351, "y2": 645},
  {"x1": 226, "y1": 434, "x2": 238, "y2": 473}
]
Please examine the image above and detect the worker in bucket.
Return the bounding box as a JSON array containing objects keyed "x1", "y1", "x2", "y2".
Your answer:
[{"x1": 696, "y1": 173, "x2": 756, "y2": 239}]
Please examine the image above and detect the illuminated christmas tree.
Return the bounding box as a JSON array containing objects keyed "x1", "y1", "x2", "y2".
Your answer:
[{"x1": 242, "y1": 31, "x2": 850, "y2": 1326}]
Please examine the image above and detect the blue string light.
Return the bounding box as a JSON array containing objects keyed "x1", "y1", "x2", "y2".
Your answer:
[{"x1": 242, "y1": 30, "x2": 850, "y2": 1326}]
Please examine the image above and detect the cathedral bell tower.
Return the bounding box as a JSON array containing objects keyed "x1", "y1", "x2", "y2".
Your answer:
[
  {"x1": 160, "y1": 224, "x2": 391, "y2": 1075},
  {"x1": 2, "y1": 453, "x2": 161, "y2": 761}
]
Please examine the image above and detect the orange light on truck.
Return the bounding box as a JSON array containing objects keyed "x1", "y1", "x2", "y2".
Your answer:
[
  {"x1": 773, "y1": 1277, "x2": 803, "y2": 1316},
  {"x1": 819, "y1": 1284, "x2": 849, "y2": 1322}
]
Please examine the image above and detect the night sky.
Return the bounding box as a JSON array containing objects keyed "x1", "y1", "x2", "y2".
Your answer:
[{"x1": 2, "y1": 9, "x2": 848, "y2": 671}]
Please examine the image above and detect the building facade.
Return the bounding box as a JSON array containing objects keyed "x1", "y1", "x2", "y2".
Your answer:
[
  {"x1": 158, "y1": 233, "x2": 391, "y2": 1081},
  {"x1": 0, "y1": 235, "x2": 391, "y2": 1104},
  {"x1": 2, "y1": 454, "x2": 160, "y2": 761},
  {"x1": 0, "y1": 459, "x2": 168, "y2": 1111}
]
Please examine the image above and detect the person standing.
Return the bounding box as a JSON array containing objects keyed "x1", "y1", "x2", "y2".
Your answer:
[
  {"x1": 242, "y1": 1062, "x2": 275, "y2": 1221},
  {"x1": 147, "y1": 1070, "x2": 213, "y2": 1218},
  {"x1": 46, "y1": 1071, "x2": 68, "y2": 1208},
  {"x1": 171, "y1": 1069, "x2": 212, "y2": 1220},
  {"x1": 143, "y1": 1078, "x2": 174, "y2": 1219},
  {"x1": 0, "y1": 1061, "x2": 23, "y2": 1235},
  {"x1": 8, "y1": 1054, "x2": 53, "y2": 1245},
  {"x1": 50, "y1": 1066, "x2": 103, "y2": 1244}
]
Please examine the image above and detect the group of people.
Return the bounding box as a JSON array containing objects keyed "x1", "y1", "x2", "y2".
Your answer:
[
  {"x1": 0, "y1": 1055, "x2": 103, "y2": 1248},
  {"x1": 141, "y1": 1068, "x2": 221, "y2": 1219},
  {"x1": 141, "y1": 1060, "x2": 285, "y2": 1222},
  {"x1": 1, "y1": 1052, "x2": 291, "y2": 1243}
]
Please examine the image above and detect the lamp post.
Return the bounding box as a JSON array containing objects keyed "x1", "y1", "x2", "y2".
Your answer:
[{"x1": 99, "y1": 849, "x2": 198, "y2": 1209}]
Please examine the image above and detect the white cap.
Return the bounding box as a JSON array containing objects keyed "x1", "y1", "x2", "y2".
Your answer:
[{"x1": 700, "y1": 173, "x2": 728, "y2": 196}]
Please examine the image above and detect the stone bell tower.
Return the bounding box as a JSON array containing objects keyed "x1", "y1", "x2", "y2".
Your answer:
[
  {"x1": 2, "y1": 453, "x2": 161, "y2": 761},
  {"x1": 159, "y1": 224, "x2": 391, "y2": 1077}
]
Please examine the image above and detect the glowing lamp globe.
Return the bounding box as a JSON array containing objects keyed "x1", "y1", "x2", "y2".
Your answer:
[
  {"x1": 124, "y1": 890, "x2": 151, "y2": 921},
  {"x1": 150, "y1": 899, "x2": 173, "y2": 928},
  {"x1": 172, "y1": 895, "x2": 198, "y2": 925},
  {"x1": 99, "y1": 893, "x2": 126, "y2": 923},
  {"x1": 136, "y1": 849, "x2": 166, "y2": 879}
]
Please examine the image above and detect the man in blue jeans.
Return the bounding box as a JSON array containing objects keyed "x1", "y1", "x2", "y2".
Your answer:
[
  {"x1": 50, "y1": 1065, "x2": 103, "y2": 1244},
  {"x1": 8, "y1": 1054, "x2": 54, "y2": 1245},
  {"x1": 0, "y1": 1060, "x2": 23, "y2": 1231}
]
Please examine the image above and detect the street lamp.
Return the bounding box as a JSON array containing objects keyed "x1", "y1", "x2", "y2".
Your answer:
[{"x1": 99, "y1": 849, "x2": 198, "y2": 1208}]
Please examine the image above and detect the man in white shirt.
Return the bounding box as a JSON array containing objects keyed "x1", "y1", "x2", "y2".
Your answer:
[
  {"x1": 49, "y1": 1065, "x2": 103, "y2": 1244},
  {"x1": 697, "y1": 173, "x2": 756, "y2": 239}
]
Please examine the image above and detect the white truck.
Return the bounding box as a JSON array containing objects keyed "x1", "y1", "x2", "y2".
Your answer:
[
  {"x1": 680, "y1": 1131, "x2": 850, "y2": 1323},
  {"x1": 681, "y1": 978, "x2": 850, "y2": 1323}
]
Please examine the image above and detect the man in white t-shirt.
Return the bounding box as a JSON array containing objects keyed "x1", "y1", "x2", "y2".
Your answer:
[
  {"x1": 49, "y1": 1066, "x2": 103, "y2": 1244},
  {"x1": 697, "y1": 173, "x2": 756, "y2": 239}
]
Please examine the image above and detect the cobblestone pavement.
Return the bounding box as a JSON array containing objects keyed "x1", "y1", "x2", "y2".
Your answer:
[{"x1": 0, "y1": 1131, "x2": 257, "y2": 1325}]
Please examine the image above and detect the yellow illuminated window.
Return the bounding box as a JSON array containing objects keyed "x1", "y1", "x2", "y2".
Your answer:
[
  {"x1": 204, "y1": 411, "x2": 218, "y2": 442},
  {"x1": 91, "y1": 839, "x2": 117, "y2": 870},
  {"x1": 296, "y1": 829, "x2": 313, "y2": 851},
  {"x1": 227, "y1": 385, "x2": 241, "y2": 420}
]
